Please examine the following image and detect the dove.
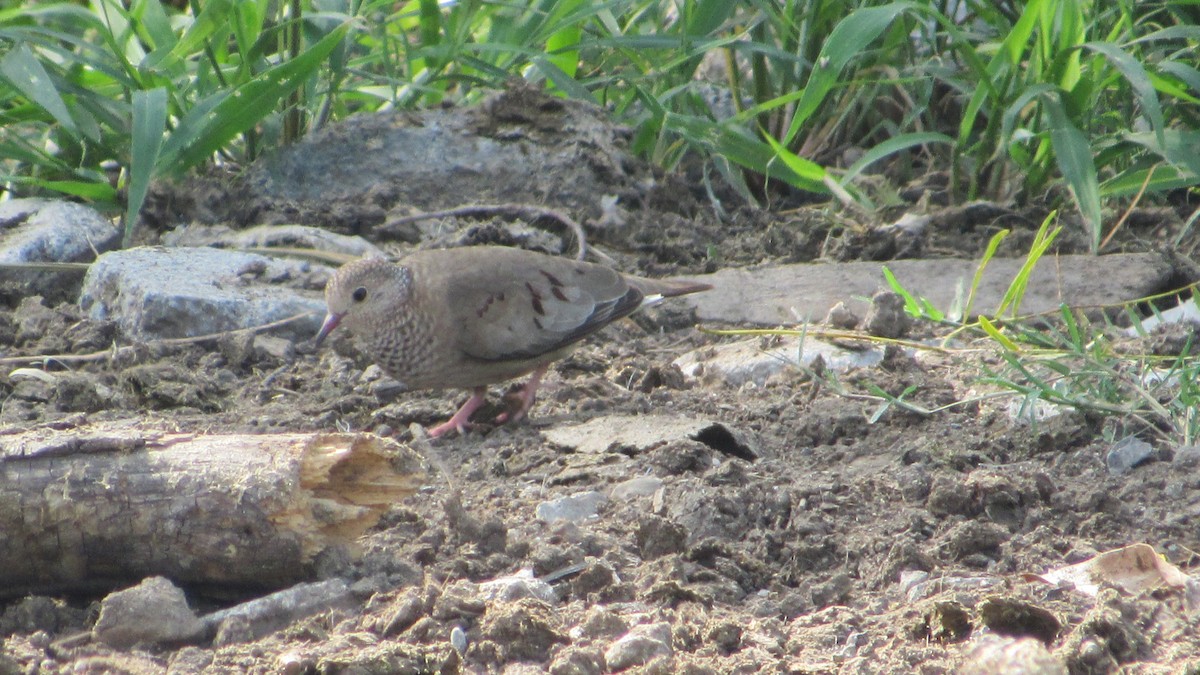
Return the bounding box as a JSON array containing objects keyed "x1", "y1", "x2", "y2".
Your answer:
[{"x1": 315, "y1": 246, "x2": 711, "y2": 438}]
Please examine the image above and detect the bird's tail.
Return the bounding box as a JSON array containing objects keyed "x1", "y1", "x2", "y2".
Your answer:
[{"x1": 630, "y1": 277, "x2": 713, "y2": 299}]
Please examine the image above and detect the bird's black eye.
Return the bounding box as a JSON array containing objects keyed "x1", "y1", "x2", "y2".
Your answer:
[{"x1": 352, "y1": 287, "x2": 367, "y2": 303}]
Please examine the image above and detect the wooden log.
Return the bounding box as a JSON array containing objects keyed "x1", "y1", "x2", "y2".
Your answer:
[{"x1": 0, "y1": 426, "x2": 426, "y2": 598}]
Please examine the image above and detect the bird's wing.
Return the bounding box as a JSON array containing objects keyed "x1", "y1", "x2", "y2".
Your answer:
[{"x1": 437, "y1": 249, "x2": 644, "y2": 363}]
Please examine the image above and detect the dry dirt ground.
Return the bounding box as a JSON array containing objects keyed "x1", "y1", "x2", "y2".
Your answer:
[{"x1": 3, "y1": 98, "x2": 1200, "y2": 674}]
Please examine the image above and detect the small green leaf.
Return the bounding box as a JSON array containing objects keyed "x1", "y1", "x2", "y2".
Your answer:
[
  {"x1": 881, "y1": 265, "x2": 924, "y2": 318},
  {"x1": 979, "y1": 316, "x2": 1021, "y2": 352}
]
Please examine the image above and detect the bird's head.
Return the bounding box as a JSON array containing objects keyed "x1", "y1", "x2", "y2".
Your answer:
[{"x1": 314, "y1": 257, "x2": 413, "y2": 347}]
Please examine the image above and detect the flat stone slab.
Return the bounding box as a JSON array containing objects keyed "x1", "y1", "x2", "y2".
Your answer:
[
  {"x1": 79, "y1": 247, "x2": 327, "y2": 341},
  {"x1": 681, "y1": 252, "x2": 1176, "y2": 325}
]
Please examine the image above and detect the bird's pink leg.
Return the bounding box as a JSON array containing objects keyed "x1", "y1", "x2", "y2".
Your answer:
[
  {"x1": 427, "y1": 387, "x2": 488, "y2": 438},
  {"x1": 495, "y1": 364, "x2": 549, "y2": 425}
]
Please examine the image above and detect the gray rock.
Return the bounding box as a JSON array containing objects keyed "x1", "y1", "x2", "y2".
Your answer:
[
  {"x1": 906, "y1": 575, "x2": 1004, "y2": 603},
  {"x1": 960, "y1": 636, "x2": 1067, "y2": 675},
  {"x1": 860, "y1": 290, "x2": 911, "y2": 338},
  {"x1": 1174, "y1": 445, "x2": 1200, "y2": 467},
  {"x1": 635, "y1": 516, "x2": 687, "y2": 560},
  {"x1": 674, "y1": 336, "x2": 885, "y2": 387},
  {"x1": 478, "y1": 570, "x2": 558, "y2": 604},
  {"x1": 238, "y1": 90, "x2": 647, "y2": 225},
  {"x1": 167, "y1": 646, "x2": 215, "y2": 674},
  {"x1": 93, "y1": 576, "x2": 204, "y2": 648},
  {"x1": 536, "y1": 491, "x2": 608, "y2": 523},
  {"x1": 0, "y1": 199, "x2": 121, "y2": 303},
  {"x1": 79, "y1": 247, "x2": 327, "y2": 341},
  {"x1": 1106, "y1": 437, "x2": 1155, "y2": 475},
  {"x1": 610, "y1": 476, "x2": 664, "y2": 501},
  {"x1": 549, "y1": 648, "x2": 605, "y2": 675},
  {"x1": 161, "y1": 223, "x2": 386, "y2": 259},
  {"x1": 450, "y1": 625, "x2": 468, "y2": 655},
  {"x1": 604, "y1": 621, "x2": 672, "y2": 671}
]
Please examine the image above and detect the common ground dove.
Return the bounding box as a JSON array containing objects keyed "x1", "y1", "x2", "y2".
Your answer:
[{"x1": 315, "y1": 246, "x2": 712, "y2": 438}]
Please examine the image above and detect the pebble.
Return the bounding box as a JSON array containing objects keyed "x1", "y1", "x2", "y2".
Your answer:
[
  {"x1": 479, "y1": 570, "x2": 558, "y2": 604},
  {"x1": 1106, "y1": 437, "x2": 1154, "y2": 475},
  {"x1": 610, "y1": 476, "x2": 664, "y2": 501},
  {"x1": 604, "y1": 622, "x2": 672, "y2": 671},
  {"x1": 536, "y1": 491, "x2": 608, "y2": 523},
  {"x1": 960, "y1": 636, "x2": 1067, "y2": 674},
  {"x1": 93, "y1": 576, "x2": 204, "y2": 649}
]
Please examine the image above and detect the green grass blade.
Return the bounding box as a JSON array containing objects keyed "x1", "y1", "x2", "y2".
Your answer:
[
  {"x1": 532, "y1": 56, "x2": 595, "y2": 103},
  {"x1": 783, "y1": 2, "x2": 915, "y2": 146},
  {"x1": 1043, "y1": 98, "x2": 1101, "y2": 250},
  {"x1": 1084, "y1": 41, "x2": 1165, "y2": 149},
  {"x1": 544, "y1": 24, "x2": 581, "y2": 80},
  {"x1": 125, "y1": 87, "x2": 168, "y2": 246},
  {"x1": 1060, "y1": 304, "x2": 1083, "y2": 350},
  {"x1": 0, "y1": 42, "x2": 80, "y2": 137},
  {"x1": 839, "y1": 132, "x2": 954, "y2": 185},
  {"x1": 979, "y1": 316, "x2": 1021, "y2": 352},
  {"x1": 762, "y1": 132, "x2": 829, "y2": 190},
  {"x1": 995, "y1": 212, "x2": 1061, "y2": 317},
  {"x1": 962, "y1": 228, "x2": 1009, "y2": 320},
  {"x1": 170, "y1": 0, "x2": 234, "y2": 60},
  {"x1": 664, "y1": 112, "x2": 827, "y2": 192},
  {"x1": 0, "y1": 176, "x2": 119, "y2": 201},
  {"x1": 159, "y1": 21, "x2": 351, "y2": 174},
  {"x1": 685, "y1": 0, "x2": 735, "y2": 37},
  {"x1": 135, "y1": 0, "x2": 177, "y2": 54}
]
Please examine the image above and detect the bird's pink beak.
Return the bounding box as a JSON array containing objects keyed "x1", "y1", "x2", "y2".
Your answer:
[{"x1": 314, "y1": 312, "x2": 342, "y2": 347}]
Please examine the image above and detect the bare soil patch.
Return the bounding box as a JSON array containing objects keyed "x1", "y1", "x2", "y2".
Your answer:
[{"x1": 3, "y1": 88, "x2": 1199, "y2": 674}]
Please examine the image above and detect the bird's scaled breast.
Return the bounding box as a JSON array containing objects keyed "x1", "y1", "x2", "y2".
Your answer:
[{"x1": 354, "y1": 308, "x2": 439, "y2": 382}]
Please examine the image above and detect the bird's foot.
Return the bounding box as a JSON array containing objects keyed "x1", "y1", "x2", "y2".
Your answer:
[
  {"x1": 494, "y1": 365, "x2": 549, "y2": 425},
  {"x1": 427, "y1": 387, "x2": 488, "y2": 439}
]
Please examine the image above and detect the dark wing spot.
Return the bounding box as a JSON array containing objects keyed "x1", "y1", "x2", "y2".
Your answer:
[
  {"x1": 476, "y1": 294, "x2": 495, "y2": 319},
  {"x1": 551, "y1": 286, "x2": 568, "y2": 302},
  {"x1": 533, "y1": 316, "x2": 544, "y2": 330},
  {"x1": 540, "y1": 270, "x2": 565, "y2": 287},
  {"x1": 526, "y1": 282, "x2": 546, "y2": 316}
]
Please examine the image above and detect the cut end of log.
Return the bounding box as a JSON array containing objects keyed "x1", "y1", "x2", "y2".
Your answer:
[{"x1": 290, "y1": 433, "x2": 428, "y2": 551}]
